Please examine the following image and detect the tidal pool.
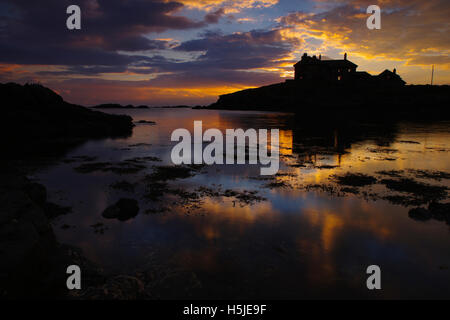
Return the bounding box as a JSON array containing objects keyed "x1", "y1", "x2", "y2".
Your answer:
[{"x1": 33, "y1": 108, "x2": 450, "y2": 299}]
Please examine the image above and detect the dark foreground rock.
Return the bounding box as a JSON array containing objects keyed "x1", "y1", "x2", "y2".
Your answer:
[
  {"x1": 0, "y1": 167, "x2": 103, "y2": 298},
  {"x1": 102, "y1": 198, "x2": 139, "y2": 221}
]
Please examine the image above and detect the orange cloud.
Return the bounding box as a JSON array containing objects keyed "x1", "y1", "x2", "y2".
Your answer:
[{"x1": 177, "y1": 0, "x2": 279, "y2": 12}]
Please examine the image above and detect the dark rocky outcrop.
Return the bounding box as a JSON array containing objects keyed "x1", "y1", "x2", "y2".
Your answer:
[
  {"x1": 0, "y1": 82, "x2": 134, "y2": 157},
  {"x1": 0, "y1": 83, "x2": 137, "y2": 298},
  {"x1": 208, "y1": 82, "x2": 450, "y2": 119}
]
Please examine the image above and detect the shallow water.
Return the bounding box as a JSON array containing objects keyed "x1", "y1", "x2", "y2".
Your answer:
[{"x1": 33, "y1": 108, "x2": 450, "y2": 299}]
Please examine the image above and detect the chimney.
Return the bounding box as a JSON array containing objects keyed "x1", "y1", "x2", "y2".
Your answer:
[
  {"x1": 393, "y1": 68, "x2": 396, "y2": 74},
  {"x1": 319, "y1": 54, "x2": 322, "y2": 60},
  {"x1": 344, "y1": 53, "x2": 347, "y2": 60}
]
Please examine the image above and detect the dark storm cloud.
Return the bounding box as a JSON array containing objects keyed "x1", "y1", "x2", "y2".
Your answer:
[
  {"x1": 28, "y1": 27, "x2": 298, "y2": 78},
  {"x1": 146, "y1": 67, "x2": 284, "y2": 87},
  {"x1": 108, "y1": 28, "x2": 297, "y2": 90},
  {"x1": 171, "y1": 29, "x2": 296, "y2": 70},
  {"x1": 37, "y1": 65, "x2": 129, "y2": 76},
  {"x1": 0, "y1": 0, "x2": 215, "y2": 65},
  {"x1": 0, "y1": 45, "x2": 137, "y2": 66}
]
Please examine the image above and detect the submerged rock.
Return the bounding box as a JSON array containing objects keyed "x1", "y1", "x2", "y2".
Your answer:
[
  {"x1": 102, "y1": 198, "x2": 139, "y2": 221},
  {"x1": 146, "y1": 165, "x2": 198, "y2": 181},
  {"x1": 408, "y1": 202, "x2": 450, "y2": 224},
  {"x1": 331, "y1": 173, "x2": 377, "y2": 187},
  {"x1": 408, "y1": 207, "x2": 431, "y2": 221},
  {"x1": 380, "y1": 178, "x2": 448, "y2": 203},
  {"x1": 428, "y1": 202, "x2": 450, "y2": 222}
]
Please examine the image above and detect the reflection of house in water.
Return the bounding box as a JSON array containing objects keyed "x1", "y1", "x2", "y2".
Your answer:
[{"x1": 293, "y1": 53, "x2": 406, "y2": 86}]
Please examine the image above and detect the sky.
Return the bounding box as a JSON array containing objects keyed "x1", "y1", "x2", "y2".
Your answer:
[{"x1": 0, "y1": 0, "x2": 449, "y2": 106}]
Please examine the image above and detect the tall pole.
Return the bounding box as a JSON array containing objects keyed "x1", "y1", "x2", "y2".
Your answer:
[{"x1": 431, "y1": 65, "x2": 434, "y2": 85}]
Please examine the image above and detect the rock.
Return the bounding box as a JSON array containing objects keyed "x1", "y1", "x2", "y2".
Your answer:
[
  {"x1": 408, "y1": 207, "x2": 431, "y2": 221},
  {"x1": 0, "y1": 83, "x2": 134, "y2": 155},
  {"x1": 102, "y1": 198, "x2": 139, "y2": 221},
  {"x1": 207, "y1": 79, "x2": 450, "y2": 117},
  {"x1": 409, "y1": 203, "x2": 450, "y2": 224},
  {"x1": 332, "y1": 173, "x2": 377, "y2": 187},
  {"x1": 0, "y1": 171, "x2": 70, "y2": 298}
]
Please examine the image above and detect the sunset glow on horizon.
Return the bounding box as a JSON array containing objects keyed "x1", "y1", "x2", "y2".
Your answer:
[{"x1": 0, "y1": 0, "x2": 449, "y2": 106}]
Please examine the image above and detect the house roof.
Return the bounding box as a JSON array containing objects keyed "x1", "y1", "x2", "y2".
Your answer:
[
  {"x1": 377, "y1": 69, "x2": 405, "y2": 81},
  {"x1": 378, "y1": 69, "x2": 395, "y2": 76},
  {"x1": 350, "y1": 71, "x2": 373, "y2": 80},
  {"x1": 294, "y1": 58, "x2": 357, "y2": 68},
  {"x1": 320, "y1": 60, "x2": 357, "y2": 68}
]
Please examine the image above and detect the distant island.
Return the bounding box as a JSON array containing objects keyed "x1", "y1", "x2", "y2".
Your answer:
[
  {"x1": 208, "y1": 52, "x2": 450, "y2": 118},
  {"x1": 92, "y1": 103, "x2": 149, "y2": 109},
  {"x1": 92, "y1": 103, "x2": 200, "y2": 110}
]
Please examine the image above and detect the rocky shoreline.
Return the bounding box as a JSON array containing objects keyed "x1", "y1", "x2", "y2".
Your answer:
[
  {"x1": 0, "y1": 169, "x2": 161, "y2": 299},
  {"x1": 0, "y1": 83, "x2": 137, "y2": 299},
  {"x1": 0, "y1": 168, "x2": 99, "y2": 298},
  {"x1": 1, "y1": 82, "x2": 134, "y2": 157}
]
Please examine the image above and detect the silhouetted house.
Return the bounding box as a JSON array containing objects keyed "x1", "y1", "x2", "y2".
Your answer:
[
  {"x1": 294, "y1": 52, "x2": 357, "y2": 81},
  {"x1": 293, "y1": 53, "x2": 405, "y2": 86}
]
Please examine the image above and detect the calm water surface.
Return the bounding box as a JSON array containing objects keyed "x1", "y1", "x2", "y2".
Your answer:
[{"x1": 33, "y1": 109, "x2": 450, "y2": 299}]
